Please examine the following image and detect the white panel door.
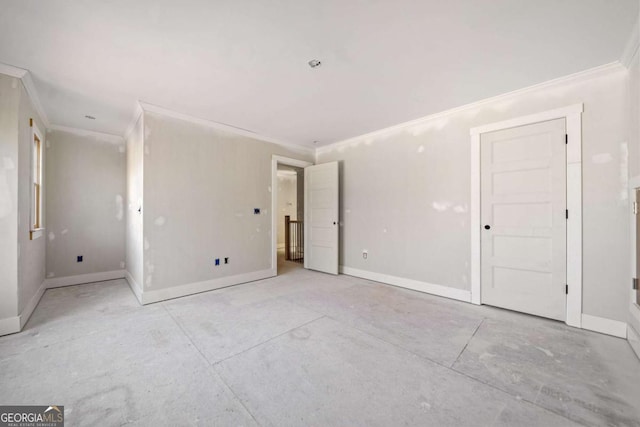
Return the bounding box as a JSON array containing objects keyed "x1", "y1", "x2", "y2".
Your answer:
[
  {"x1": 304, "y1": 162, "x2": 339, "y2": 274},
  {"x1": 481, "y1": 119, "x2": 566, "y2": 320}
]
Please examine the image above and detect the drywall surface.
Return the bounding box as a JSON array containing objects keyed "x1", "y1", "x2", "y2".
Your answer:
[
  {"x1": 318, "y1": 66, "x2": 631, "y2": 322},
  {"x1": 0, "y1": 73, "x2": 20, "y2": 321},
  {"x1": 126, "y1": 115, "x2": 144, "y2": 289},
  {"x1": 628, "y1": 46, "x2": 640, "y2": 339},
  {"x1": 45, "y1": 129, "x2": 125, "y2": 280},
  {"x1": 276, "y1": 172, "x2": 297, "y2": 247},
  {"x1": 17, "y1": 82, "x2": 46, "y2": 314},
  {"x1": 630, "y1": 54, "x2": 640, "y2": 179},
  {"x1": 142, "y1": 112, "x2": 313, "y2": 293}
]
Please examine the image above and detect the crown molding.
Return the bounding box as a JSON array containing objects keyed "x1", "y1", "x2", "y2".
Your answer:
[
  {"x1": 315, "y1": 61, "x2": 625, "y2": 156},
  {"x1": 0, "y1": 62, "x2": 27, "y2": 78},
  {"x1": 48, "y1": 124, "x2": 124, "y2": 144},
  {"x1": 139, "y1": 101, "x2": 315, "y2": 156},
  {"x1": 21, "y1": 71, "x2": 50, "y2": 128},
  {"x1": 0, "y1": 62, "x2": 51, "y2": 128},
  {"x1": 621, "y1": 19, "x2": 640, "y2": 68}
]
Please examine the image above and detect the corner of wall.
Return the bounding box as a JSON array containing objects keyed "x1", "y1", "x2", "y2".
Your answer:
[
  {"x1": 125, "y1": 270, "x2": 143, "y2": 304},
  {"x1": 18, "y1": 279, "x2": 46, "y2": 329},
  {"x1": 621, "y1": 17, "x2": 640, "y2": 69}
]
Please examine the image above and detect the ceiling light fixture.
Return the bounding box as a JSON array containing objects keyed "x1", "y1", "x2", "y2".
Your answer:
[
  {"x1": 85, "y1": 115, "x2": 96, "y2": 120},
  {"x1": 308, "y1": 59, "x2": 321, "y2": 68}
]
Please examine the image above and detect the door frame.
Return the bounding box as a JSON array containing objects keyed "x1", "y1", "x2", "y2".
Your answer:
[
  {"x1": 271, "y1": 155, "x2": 313, "y2": 274},
  {"x1": 628, "y1": 176, "x2": 640, "y2": 339},
  {"x1": 470, "y1": 104, "x2": 583, "y2": 328}
]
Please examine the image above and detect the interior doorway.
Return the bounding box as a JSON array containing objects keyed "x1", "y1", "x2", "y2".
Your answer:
[
  {"x1": 271, "y1": 156, "x2": 313, "y2": 275},
  {"x1": 277, "y1": 164, "x2": 304, "y2": 274}
]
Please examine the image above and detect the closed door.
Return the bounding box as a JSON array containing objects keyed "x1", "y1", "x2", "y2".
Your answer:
[
  {"x1": 304, "y1": 162, "x2": 339, "y2": 274},
  {"x1": 481, "y1": 119, "x2": 566, "y2": 320}
]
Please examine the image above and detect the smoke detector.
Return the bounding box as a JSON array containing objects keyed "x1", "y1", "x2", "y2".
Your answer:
[{"x1": 308, "y1": 59, "x2": 321, "y2": 68}]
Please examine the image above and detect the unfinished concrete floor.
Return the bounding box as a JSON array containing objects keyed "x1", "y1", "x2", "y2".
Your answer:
[{"x1": 1, "y1": 259, "x2": 639, "y2": 426}]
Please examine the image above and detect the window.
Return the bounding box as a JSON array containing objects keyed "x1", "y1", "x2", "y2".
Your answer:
[{"x1": 30, "y1": 119, "x2": 44, "y2": 240}]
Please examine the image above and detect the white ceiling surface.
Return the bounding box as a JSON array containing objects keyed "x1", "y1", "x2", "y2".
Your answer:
[{"x1": 0, "y1": 1, "x2": 637, "y2": 148}]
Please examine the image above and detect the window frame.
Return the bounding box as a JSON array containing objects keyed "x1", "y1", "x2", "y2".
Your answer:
[{"x1": 30, "y1": 119, "x2": 44, "y2": 240}]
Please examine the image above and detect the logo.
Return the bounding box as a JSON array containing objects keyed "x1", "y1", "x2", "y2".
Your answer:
[{"x1": 0, "y1": 405, "x2": 64, "y2": 427}]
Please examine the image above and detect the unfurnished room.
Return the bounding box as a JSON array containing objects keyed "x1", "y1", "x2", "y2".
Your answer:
[{"x1": 2, "y1": 1, "x2": 640, "y2": 426}]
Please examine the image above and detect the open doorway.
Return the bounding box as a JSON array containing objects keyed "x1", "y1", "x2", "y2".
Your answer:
[
  {"x1": 277, "y1": 165, "x2": 304, "y2": 274},
  {"x1": 271, "y1": 155, "x2": 313, "y2": 275}
]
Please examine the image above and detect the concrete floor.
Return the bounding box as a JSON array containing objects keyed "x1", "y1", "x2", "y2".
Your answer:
[{"x1": 1, "y1": 257, "x2": 639, "y2": 426}]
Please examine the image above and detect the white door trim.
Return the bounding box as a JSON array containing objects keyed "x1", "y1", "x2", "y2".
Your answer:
[
  {"x1": 271, "y1": 155, "x2": 313, "y2": 273},
  {"x1": 628, "y1": 175, "x2": 640, "y2": 344},
  {"x1": 470, "y1": 104, "x2": 583, "y2": 328}
]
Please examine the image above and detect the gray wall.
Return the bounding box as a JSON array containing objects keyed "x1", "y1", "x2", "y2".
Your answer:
[
  {"x1": 45, "y1": 129, "x2": 125, "y2": 279},
  {"x1": 126, "y1": 115, "x2": 144, "y2": 290},
  {"x1": 0, "y1": 74, "x2": 21, "y2": 322},
  {"x1": 317, "y1": 66, "x2": 631, "y2": 322},
  {"x1": 141, "y1": 111, "x2": 313, "y2": 293}
]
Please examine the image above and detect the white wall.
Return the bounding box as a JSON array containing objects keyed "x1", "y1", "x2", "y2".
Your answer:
[
  {"x1": 45, "y1": 129, "x2": 125, "y2": 280},
  {"x1": 17, "y1": 80, "x2": 46, "y2": 314},
  {"x1": 134, "y1": 111, "x2": 313, "y2": 302},
  {"x1": 277, "y1": 172, "x2": 297, "y2": 248},
  {"x1": 0, "y1": 74, "x2": 21, "y2": 328},
  {"x1": 627, "y1": 25, "x2": 640, "y2": 353},
  {"x1": 0, "y1": 72, "x2": 47, "y2": 334},
  {"x1": 126, "y1": 115, "x2": 144, "y2": 294},
  {"x1": 317, "y1": 65, "x2": 631, "y2": 323}
]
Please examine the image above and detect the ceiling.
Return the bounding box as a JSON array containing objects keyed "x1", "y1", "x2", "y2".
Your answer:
[{"x1": 0, "y1": 0, "x2": 637, "y2": 148}]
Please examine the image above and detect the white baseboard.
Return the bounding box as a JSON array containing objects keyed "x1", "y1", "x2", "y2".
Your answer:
[
  {"x1": 141, "y1": 268, "x2": 276, "y2": 304},
  {"x1": 125, "y1": 271, "x2": 143, "y2": 304},
  {"x1": 0, "y1": 316, "x2": 20, "y2": 336},
  {"x1": 629, "y1": 302, "x2": 640, "y2": 331},
  {"x1": 44, "y1": 270, "x2": 126, "y2": 288},
  {"x1": 339, "y1": 266, "x2": 471, "y2": 303},
  {"x1": 581, "y1": 314, "x2": 627, "y2": 338},
  {"x1": 19, "y1": 280, "x2": 46, "y2": 329},
  {"x1": 627, "y1": 324, "x2": 640, "y2": 360}
]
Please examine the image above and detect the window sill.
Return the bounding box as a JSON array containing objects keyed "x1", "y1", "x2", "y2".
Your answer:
[{"x1": 30, "y1": 228, "x2": 44, "y2": 240}]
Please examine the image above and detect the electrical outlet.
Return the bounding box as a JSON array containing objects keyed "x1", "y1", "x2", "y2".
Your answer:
[
  {"x1": 224, "y1": 257, "x2": 229, "y2": 264},
  {"x1": 215, "y1": 258, "x2": 220, "y2": 266},
  {"x1": 362, "y1": 250, "x2": 368, "y2": 260},
  {"x1": 77, "y1": 255, "x2": 83, "y2": 262}
]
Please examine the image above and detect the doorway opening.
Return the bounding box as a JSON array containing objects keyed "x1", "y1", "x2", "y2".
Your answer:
[
  {"x1": 277, "y1": 164, "x2": 304, "y2": 274},
  {"x1": 271, "y1": 156, "x2": 313, "y2": 276}
]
